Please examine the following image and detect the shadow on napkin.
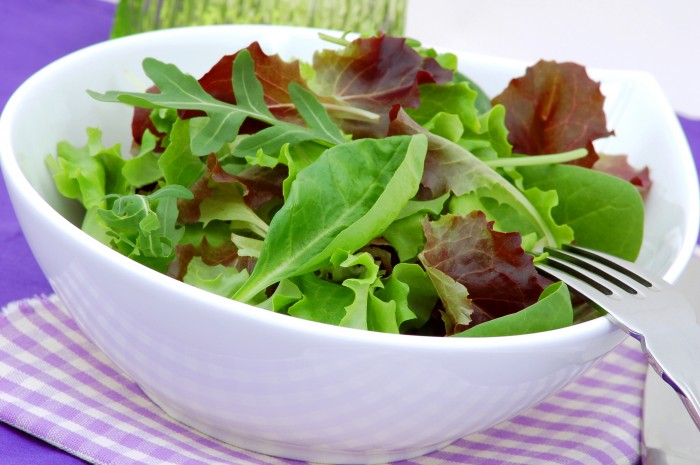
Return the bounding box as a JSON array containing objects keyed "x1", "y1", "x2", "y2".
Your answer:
[{"x1": 1, "y1": 294, "x2": 643, "y2": 465}]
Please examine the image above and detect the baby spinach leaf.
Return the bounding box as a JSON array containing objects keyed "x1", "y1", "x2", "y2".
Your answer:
[
  {"x1": 233, "y1": 134, "x2": 428, "y2": 303},
  {"x1": 454, "y1": 281, "x2": 573, "y2": 337},
  {"x1": 593, "y1": 153, "x2": 652, "y2": 198},
  {"x1": 518, "y1": 163, "x2": 645, "y2": 260}
]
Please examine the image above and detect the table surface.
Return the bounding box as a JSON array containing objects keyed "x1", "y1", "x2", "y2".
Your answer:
[{"x1": 1, "y1": 1, "x2": 699, "y2": 463}]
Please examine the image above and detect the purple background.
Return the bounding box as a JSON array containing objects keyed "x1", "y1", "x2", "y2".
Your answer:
[{"x1": 0, "y1": 0, "x2": 699, "y2": 463}]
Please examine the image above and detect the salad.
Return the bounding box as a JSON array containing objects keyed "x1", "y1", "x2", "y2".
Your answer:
[{"x1": 45, "y1": 33, "x2": 650, "y2": 337}]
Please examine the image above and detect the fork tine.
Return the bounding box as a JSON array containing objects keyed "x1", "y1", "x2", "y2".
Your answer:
[
  {"x1": 543, "y1": 246, "x2": 645, "y2": 294},
  {"x1": 560, "y1": 244, "x2": 653, "y2": 287},
  {"x1": 537, "y1": 256, "x2": 615, "y2": 296}
]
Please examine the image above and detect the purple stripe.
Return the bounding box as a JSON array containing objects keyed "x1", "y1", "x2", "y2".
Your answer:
[
  {"x1": 615, "y1": 342, "x2": 646, "y2": 362},
  {"x1": 426, "y1": 446, "x2": 525, "y2": 465},
  {"x1": 576, "y1": 372, "x2": 644, "y2": 396},
  {"x1": 510, "y1": 414, "x2": 639, "y2": 458},
  {"x1": 595, "y1": 359, "x2": 646, "y2": 380},
  {"x1": 470, "y1": 428, "x2": 620, "y2": 465},
  {"x1": 556, "y1": 389, "x2": 642, "y2": 417},
  {"x1": 452, "y1": 436, "x2": 594, "y2": 465},
  {"x1": 3, "y1": 299, "x2": 274, "y2": 465},
  {"x1": 534, "y1": 401, "x2": 639, "y2": 437}
]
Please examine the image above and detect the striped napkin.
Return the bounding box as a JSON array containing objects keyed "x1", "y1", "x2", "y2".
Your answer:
[{"x1": 1, "y1": 294, "x2": 644, "y2": 465}]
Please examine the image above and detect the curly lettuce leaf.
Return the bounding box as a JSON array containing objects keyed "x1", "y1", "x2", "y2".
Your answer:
[
  {"x1": 423, "y1": 266, "x2": 474, "y2": 335},
  {"x1": 420, "y1": 212, "x2": 552, "y2": 324},
  {"x1": 97, "y1": 185, "x2": 193, "y2": 272},
  {"x1": 183, "y1": 256, "x2": 250, "y2": 299},
  {"x1": 389, "y1": 108, "x2": 572, "y2": 250},
  {"x1": 45, "y1": 127, "x2": 129, "y2": 210},
  {"x1": 311, "y1": 34, "x2": 453, "y2": 137},
  {"x1": 492, "y1": 60, "x2": 612, "y2": 167}
]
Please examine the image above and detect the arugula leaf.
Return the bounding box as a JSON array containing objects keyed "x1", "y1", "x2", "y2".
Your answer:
[
  {"x1": 233, "y1": 135, "x2": 428, "y2": 302},
  {"x1": 90, "y1": 50, "x2": 343, "y2": 156},
  {"x1": 183, "y1": 41, "x2": 311, "y2": 125}
]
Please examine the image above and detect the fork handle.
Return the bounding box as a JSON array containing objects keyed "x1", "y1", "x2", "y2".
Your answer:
[{"x1": 615, "y1": 289, "x2": 700, "y2": 430}]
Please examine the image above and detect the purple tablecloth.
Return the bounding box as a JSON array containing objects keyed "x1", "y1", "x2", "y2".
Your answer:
[{"x1": 1, "y1": 1, "x2": 699, "y2": 463}]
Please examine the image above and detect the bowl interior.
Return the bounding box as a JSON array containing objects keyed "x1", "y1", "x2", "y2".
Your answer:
[{"x1": 1, "y1": 24, "x2": 698, "y2": 336}]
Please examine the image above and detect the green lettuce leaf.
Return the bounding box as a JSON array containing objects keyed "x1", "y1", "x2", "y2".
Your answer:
[
  {"x1": 233, "y1": 134, "x2": 428, "y2": 302},
  {"x1": 45, "y1": 127, "x2": 129, "y2": 210}
]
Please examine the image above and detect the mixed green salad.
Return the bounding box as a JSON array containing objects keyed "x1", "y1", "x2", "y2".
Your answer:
[{"x1": 46, "y1": 33, "x2": 651, "y2": 337}]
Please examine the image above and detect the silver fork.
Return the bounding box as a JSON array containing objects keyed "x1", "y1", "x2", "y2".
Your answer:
[{"x1": 535, "y1": 244, "x2": 700, "y2": 430}]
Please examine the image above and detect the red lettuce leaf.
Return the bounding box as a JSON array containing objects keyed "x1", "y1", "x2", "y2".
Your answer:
[
  {"x1": 312, "y1": 34, "x2": 453, "y2": 137},
  {"x1": 492, "y1": 60, "x2": 612, "y2": 167},
  {"x1": 184, "y1": 41, "x2": 308, "y2": 124},
  {"x1": 420, "y1": 211, "x2": 551, "y2": 323},
  {"x1": 168, "y1": 239, "x2": 254, "y2": 281},
  {"x1": 178, "y1": 154, "x2": 286, "y2": 224},
  {"x1": 593, "y1": 153, "x2": 652, "y2": 198},
  {"x1": 131, "y1": 86, "x2": 165, "y2": 149}
]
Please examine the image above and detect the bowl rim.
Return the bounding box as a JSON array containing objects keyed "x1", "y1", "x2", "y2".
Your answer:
[{"x1": 0, "y1": 24, "x2": 696, "y2": 351}]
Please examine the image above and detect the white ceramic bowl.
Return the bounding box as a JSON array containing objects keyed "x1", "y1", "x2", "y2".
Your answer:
[{"x1": 1, "y1": 25, "x2": 698, "y2": 464}]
